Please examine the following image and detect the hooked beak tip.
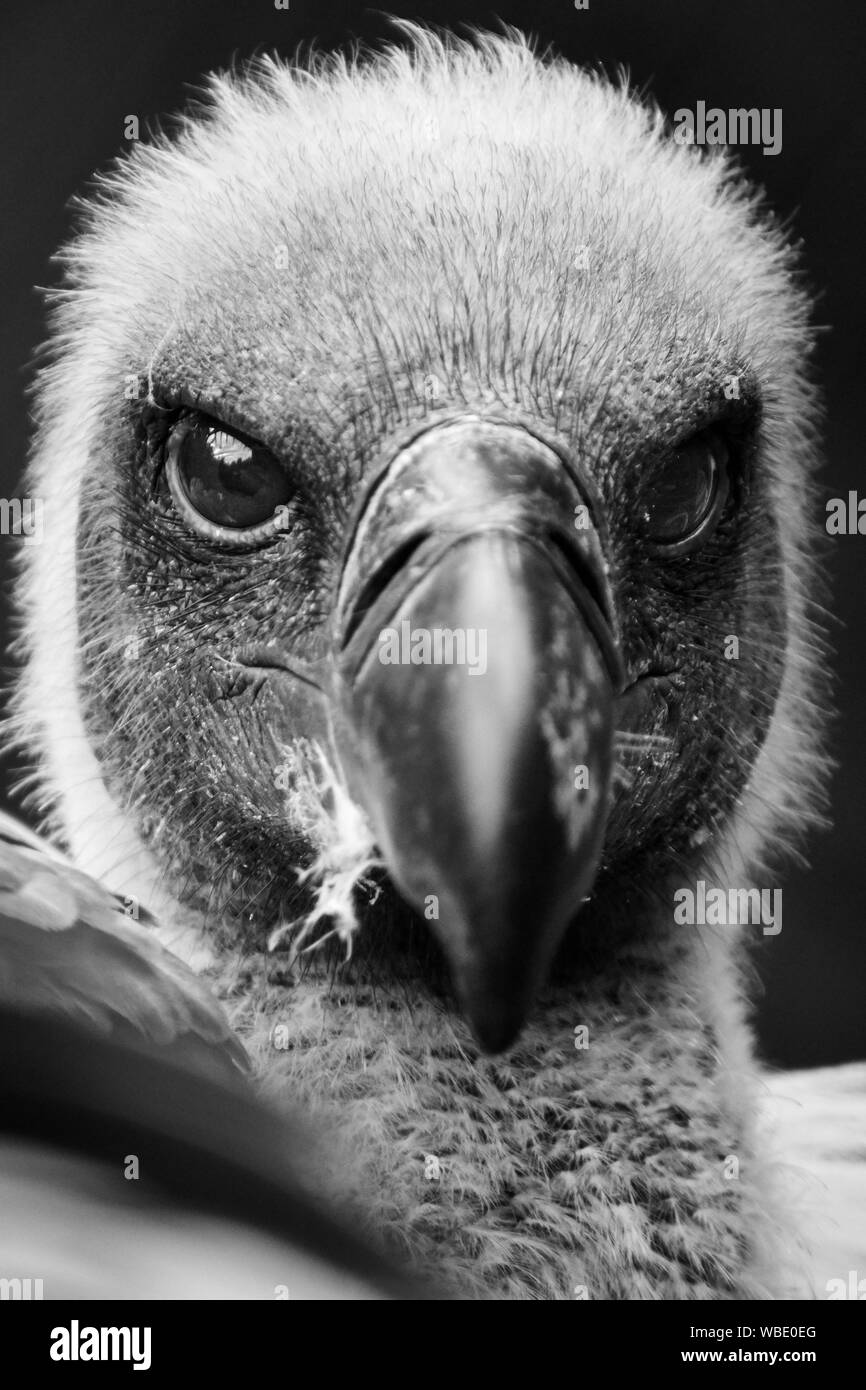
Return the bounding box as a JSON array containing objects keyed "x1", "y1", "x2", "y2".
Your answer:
[{"x1": 454, "y1": 981, "x2": 531, "y2": 1055}]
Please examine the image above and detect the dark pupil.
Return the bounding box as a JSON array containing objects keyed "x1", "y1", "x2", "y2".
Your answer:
[
  {"x1": 642, "y1": 444, "x2": 716, "y2": 542},
  {"x1": 180, "y1": 428, "x2": 291, "y2": 528}
]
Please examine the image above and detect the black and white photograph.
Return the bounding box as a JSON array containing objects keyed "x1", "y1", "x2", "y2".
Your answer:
[{"x1": 0, "y1": 0, "x2": 864, "y2": 1344}]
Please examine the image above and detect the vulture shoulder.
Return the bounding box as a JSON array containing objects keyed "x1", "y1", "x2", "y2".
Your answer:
[
  {"x1": 0, "y1": 810, "x2": 430, "y2": 1298},
  {"x1": 0, "y1": 808, "x2": 247, "y2": 1081},
  {"x1": 763, "y1": 1064, "x2": 866, "y2": 1298}
]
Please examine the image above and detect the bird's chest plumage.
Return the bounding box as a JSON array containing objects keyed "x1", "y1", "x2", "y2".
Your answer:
[{"x1": 220, "y1": 927, "x2": 771, "y2": 1300}]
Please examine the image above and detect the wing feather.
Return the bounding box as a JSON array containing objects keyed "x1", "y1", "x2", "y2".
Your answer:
[
  {"x1": 0, "y1": 810, "x2": 247, "y2": 1081},
  {"x1": 763, "y1": 1063, "x2": 866, "y2": 1298}
]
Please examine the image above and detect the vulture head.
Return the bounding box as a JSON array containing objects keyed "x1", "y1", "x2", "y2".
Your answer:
[{"x1": 12, "y1": 27, "x2": 830, "y2": 1297}]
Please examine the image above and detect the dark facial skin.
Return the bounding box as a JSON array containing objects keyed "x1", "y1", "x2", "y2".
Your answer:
[{"x1": 75, "y1": 344, "x2": 787, "y2": 995}]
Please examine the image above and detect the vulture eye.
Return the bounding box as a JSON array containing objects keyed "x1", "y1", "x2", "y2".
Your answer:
[
  {"x1": 165, "y1": 416, "x2": 294, "y2": 546},
  {"x1": 640, "y1": 432, "x2": 730, "y2": 556}
]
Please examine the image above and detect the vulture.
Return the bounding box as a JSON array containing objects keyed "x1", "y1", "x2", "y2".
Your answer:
[{"x1": 4, "y1": 24, "x2": 864, "y2": 1300}]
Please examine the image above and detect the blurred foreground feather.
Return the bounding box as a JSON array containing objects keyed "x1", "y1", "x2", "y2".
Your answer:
[{"x1": 0, "y1": 814, "x2": 431, "y2": 1299}]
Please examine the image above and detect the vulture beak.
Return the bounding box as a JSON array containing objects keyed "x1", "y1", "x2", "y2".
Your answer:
[{"x1": 332, "y1": 417, "x2": 624, "y2": 1053}]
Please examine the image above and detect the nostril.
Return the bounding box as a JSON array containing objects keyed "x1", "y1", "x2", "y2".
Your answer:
[
  {"x1": 543, "y1": 526, "x2": 623, "y2": 689},
  {"x1": 545, "y1": 527, "x2": 613, "y2": 628},
  {"x1": 340, "y1": 531, "x2": 431, "y2": 651}
]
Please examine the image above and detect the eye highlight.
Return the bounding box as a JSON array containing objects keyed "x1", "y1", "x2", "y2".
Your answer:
[
  {"x1": 165, "y1": 415, "x2": 294, "y2": 546},
  {"x1": 639, "y1": 432, "x2": 731, "y2": 556}
]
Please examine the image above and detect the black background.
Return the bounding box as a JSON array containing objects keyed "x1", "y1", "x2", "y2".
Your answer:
[{"x1": 0, "y1": 0, "x2": 863, "y2": 1067}]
